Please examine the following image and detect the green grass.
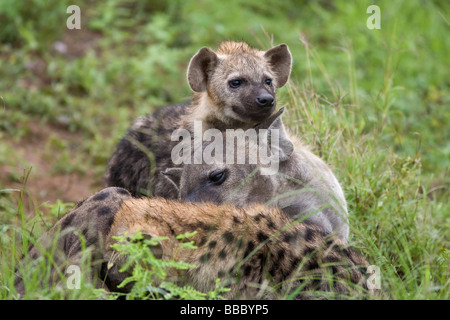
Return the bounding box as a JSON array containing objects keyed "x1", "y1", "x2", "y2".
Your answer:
[{"x1": 0, "y1": 0, "x2": 448, "y2": 299}]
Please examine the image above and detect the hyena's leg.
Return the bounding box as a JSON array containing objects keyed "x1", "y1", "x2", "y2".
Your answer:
[{"x1": 14, "y1": 187, "x2": 132, "y2": 296}]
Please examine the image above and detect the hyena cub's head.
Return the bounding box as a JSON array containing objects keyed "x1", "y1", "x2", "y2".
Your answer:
[{"x1": 187, "y1": 41, "x2": 292, "y2": 125}]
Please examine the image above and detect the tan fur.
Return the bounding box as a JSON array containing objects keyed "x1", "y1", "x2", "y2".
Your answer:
[
  {"x1": 16, "y1": 187, "x2": 371, "y2": 299},
  {"x1": 183, "y1": 41, "x2": 291, "y2": 131},
  {"x1": 216, "y1": 41, "x2": 259, "y2": 55},
  {"x1": 106, "y1": 197, "x2": 369, "y2": 299}
]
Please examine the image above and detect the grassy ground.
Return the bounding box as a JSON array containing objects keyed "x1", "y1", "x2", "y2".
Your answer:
[{"x1": 0, "y1": 0, "x2": 448, "y2": 299}]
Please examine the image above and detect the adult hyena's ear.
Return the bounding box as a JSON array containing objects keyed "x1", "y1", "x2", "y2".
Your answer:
[
  {"x1": 264, "y1": 44, "x2": 292, "y2": 88},
  {"x1": 256, "y1": 107, "x2": 294, "y2": 161},
  {"x1": 161, "y1": 168, "x2": 183, "y2": 194},
  {"x1": 187, "y1": 47, "x2": 219, "y2": 92}
]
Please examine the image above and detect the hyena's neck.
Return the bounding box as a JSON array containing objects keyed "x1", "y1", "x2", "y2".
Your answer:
[{"x1": 181, "y1": 92, "x2": 251, "y2": 133}]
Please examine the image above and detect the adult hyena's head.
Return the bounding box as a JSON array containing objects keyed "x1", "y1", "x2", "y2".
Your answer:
[
  {"x1": 162, "y1": 108, "x2": 294, "y2": 206},
  {"x1": 187, "y1": 41, "x2": 292, "y2": 125}
]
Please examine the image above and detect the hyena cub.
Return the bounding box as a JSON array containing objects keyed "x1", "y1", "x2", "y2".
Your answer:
[
  {"x1": 15, "y1": 187, "x2": 369, "y2": 299},
  {"x1": 105, "y1": 41, "x2": 292, "y2": 197},
  {"x1": 163, "y1": 108, "x2": 350, "y2": 242}
]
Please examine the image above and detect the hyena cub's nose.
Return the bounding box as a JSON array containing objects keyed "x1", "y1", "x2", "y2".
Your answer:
[{"x1": 256, "y1": 94, "x2": 275, "y2": 107}]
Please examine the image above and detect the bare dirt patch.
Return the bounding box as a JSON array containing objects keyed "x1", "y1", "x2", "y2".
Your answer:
[
  {"x1": 1, "y1": 27, "x2": 105, "y2": 212},
  {"x1": 1, "y1": 120, "x2": 102, "y2": 210}
]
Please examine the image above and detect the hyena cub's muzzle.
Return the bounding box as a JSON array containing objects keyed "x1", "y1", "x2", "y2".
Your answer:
[
  {"x1": 255, "y1": 91, "x2": 275, "y2": 108},
  {"x1": 232, "y1": 85, "x2": 277, "y2": 123}
]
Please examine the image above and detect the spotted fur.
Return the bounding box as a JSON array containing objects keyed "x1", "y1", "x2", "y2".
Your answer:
[
  {"x1": 16, "y1": 187, "x2": 369, "y2": 299},
  {"x1": 163, "y1": 108, "x2": 350, "y2": 242},
  {"x1": 14, "y1": 187, "x2": 132, "y2": 295},
  {"x1": 105, "y1": 197, "x2": 369, "y2": 299}
]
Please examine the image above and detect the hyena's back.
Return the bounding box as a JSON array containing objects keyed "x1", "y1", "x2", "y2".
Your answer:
[
  {"x1": 16, "y1": 187, "x2": 371, "y2": 299},
  {"x1": 109, "y1": 198, "x2": 370, "y2": 299},
  {"x1": 105, "y1": 103, "x2": 189, "y2": 197}
]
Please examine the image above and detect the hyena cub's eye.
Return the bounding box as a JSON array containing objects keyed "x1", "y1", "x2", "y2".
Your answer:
[
  {"x1": 229, "y1": 79, "x2": 242, "y2": 88},
  {"x1": 208, "y1": 170, "x2": 227, "y2": 185},
  {"x1": 265, "y1": 79, "x2": 272, "y2": 86}
]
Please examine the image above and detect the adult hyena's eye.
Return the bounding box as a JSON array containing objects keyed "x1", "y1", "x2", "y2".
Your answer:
[
  {"x1": 229, "y1": 79, "x2": 242, "y2": 88},
  {"x1": 208, "y1": 170, "x2": 227, "y2": 185},
  {"x1": 265, "y1": 79, "x2": 272, "y2": 86}
]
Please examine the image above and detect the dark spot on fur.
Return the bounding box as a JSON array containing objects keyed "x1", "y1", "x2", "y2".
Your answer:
[
  {"x1": 104, "y1": 215, "x2": 115, "y2": 234},
  {"x1": 92, "y1": 190, "x2": 111, "y2": 201},
  {"x1": 269, "y1": 250, "x2": 287, "y2": 280},
  {"x1": 257, "y1": 253, "x2": 268, "y2": 268},
  {"x1": 326, "y1": 254, "x2": 342, "y2": 264},
  {"x1": 189, "y1": 221, "x2": 217, "y2": 232},
  {"x1": 257, "y1": 231, "x2": 269, "y2": 242},
  {"x1": 197, "y1": 236, "x2": 207, "y2": 247},
  {"x1": 208, "y1": 240, "x2": 217, "y2": 249},
  {"x1": 97, "y1": 206, "x2": 112, "y2": 216},
  {"x1": 307, "y1": 260, "x2": 319, "y2": 271},
  {"x1": 167, "y1": 224, "x2": 176, "y2": 236},
  {"x1": 243, "y1": 265, "x2": 252, "y2": 277},
  {"x1": 277, "y1": 250, "x2": 285, "y2": 261},
  {"x1": 305, "y1": 228, "x2": 317, "y2": 242},
  {"x1": 253, "y1": 213, "x2": 264, "y2": 222},
  {"x1": 244, "y1": 241, "x2": 255, "y2": 257},
  {"x1": 265, "y1": 217, "x2": 276, "y2": 229},
  {"x1": 303, "y1": 246, "x2": 316, "y2": 257},
  {"x1": 326, "y1": 239, "x2": 335, "y2": 248},
  {"x1": 232, "y1": 216, "x2": 241, "y2": 224},
  {"x1": 223, "y1": 231, "x2": 234, "y2": 244},
  {"x1": 218, "y1": 270, "x2": 225, "y2": 278},
  {"x1": 331, "y1": 266, "x2": 339, "y2": 275},
  {"x1": 61, "y1": 213, "x2": 76, "y2": 230},
  {"x1": 199, "y1": 252, "x2": 211, "y2": 263},
  {"x1": 268, "y1": 265, "x2": 276, "y2": 278},
  {"x1": 288, "y1": 259, "x2": 300, "y2": 275},
  {"x1": 218, "y1": 249, "x2": 227, "y2": 260},
  {"x1": 282, "y1": 232, "x2": 296, "y2": 244}
]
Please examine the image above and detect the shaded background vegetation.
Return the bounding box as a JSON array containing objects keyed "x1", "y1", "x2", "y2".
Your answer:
[{"x1": 0, "y1": 0, "x2": 448, "y2": 299}]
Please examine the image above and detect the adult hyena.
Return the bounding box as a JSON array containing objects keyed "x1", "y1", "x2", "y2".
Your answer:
[
  {"x1": 105, "y1": 41, "x2": 292, "y2": 197},
  {"x1": 15, "y1": 187, "x2": 369, "y2": 299},
  {"x1": 162, "y1": 108, "x2": 350, "y2": 242},
  {"x1": 106, "y1": 196, "x2": 369, "y2": 299}
]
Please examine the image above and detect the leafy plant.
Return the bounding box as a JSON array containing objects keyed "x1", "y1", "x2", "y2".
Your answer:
[{"x1": 110, "y1": 230, "x2": 230, "y2": 300}]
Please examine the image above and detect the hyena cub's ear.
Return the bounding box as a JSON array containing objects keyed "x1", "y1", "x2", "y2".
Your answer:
[
  {"x1": 187, "y1": 47, "x2": 219, "y2": 92},
  {"x1": 264, "y1": 44, "x2": 292, "y2": 88},
  {"x1": 256, "y1": 107, "x2": 294, "y2": 161},
  {"x1": 161, "y1": 168, "x2": 183, "y2": 194}
]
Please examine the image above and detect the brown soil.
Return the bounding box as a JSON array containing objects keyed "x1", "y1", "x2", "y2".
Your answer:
[
  {"x1": 2, "y1": 120, "x2": 103, "y2": 211},
  {"x1": 1, "y1": 27, "x2": 105, "y2": 212}
]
